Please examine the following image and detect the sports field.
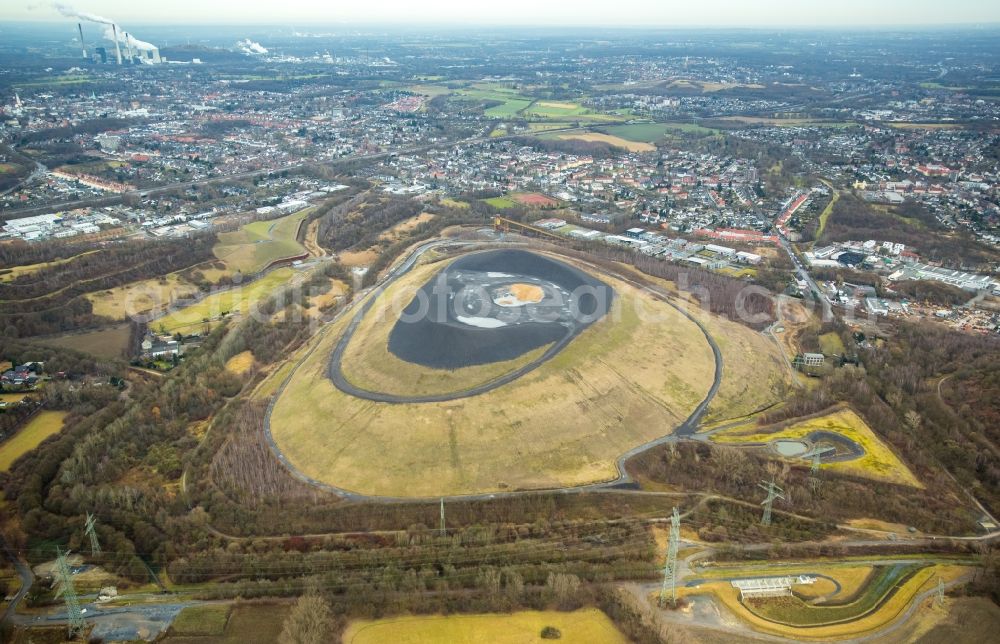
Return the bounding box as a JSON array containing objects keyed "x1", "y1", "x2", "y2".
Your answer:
[
  {"x1": 483, "y1": 196, "x2": 517, "y2": 209},
  {"x1": 343, "y1": 609, "x2": 627, "y2": 644},
  {"x1": 711, "y1": 407, "x2": 922, "y2": 487},
  {"x1": 270, "y1": 259, "x2": 716, "y2": 497},
  {"x1": 213, "y1": 209, "x2": 310, "y2": 274},
  {"x1": 512, "y1": 192, "x2": 560, "y2": 207},
  {"x1": 0, "y1": 411, "x2": 68, "y2": 472},
  {"x1": 484, "y1": 193, "x2": 558, "y2": 209},
  {"x1": 153, "y1": 268, "x2": 296, "y2": 334}
]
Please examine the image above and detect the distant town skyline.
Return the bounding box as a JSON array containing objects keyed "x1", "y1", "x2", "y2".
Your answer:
[{"x1": 4, "y1": 0, "x2": 1000, "y2": 27}]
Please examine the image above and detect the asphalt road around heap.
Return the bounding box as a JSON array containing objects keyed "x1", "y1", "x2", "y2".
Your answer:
[
  {"x1": 327, "y1": 248, "x2": 611, "y2": 404},
  {"x1": 263, "y1": 238, "x2": 723, "y2": 502}
]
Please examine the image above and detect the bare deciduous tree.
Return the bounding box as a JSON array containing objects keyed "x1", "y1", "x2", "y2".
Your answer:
[{"x1": 279, "y1": 593, "x2": 334, "y2": 644}]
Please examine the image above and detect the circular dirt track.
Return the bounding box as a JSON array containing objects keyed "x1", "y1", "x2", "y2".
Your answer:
[{"x1": 329, "y1": 249, "x2": 614, "y2": 403}]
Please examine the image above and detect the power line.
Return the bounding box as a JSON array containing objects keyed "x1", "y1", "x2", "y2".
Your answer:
[
  {"x1": 440, "y1": 497, "x2": 446, "y2": 538},
  {"x1": 658, "y1": 506, "x2": 680, "y2": 608},
  {"x1": 759, "y1": 478, "x2": 785, "y2": 527},
  {"x1": 84, "y1": 512, "x2": 101, "y2": 556},
  {"x1": 54, "y1": 547, "x2": 86, "y2": 639}
]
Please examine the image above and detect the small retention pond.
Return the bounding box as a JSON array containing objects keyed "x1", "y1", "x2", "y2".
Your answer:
[{"x1": 773, "y1": 439, "x2": 810, "y2": 457}]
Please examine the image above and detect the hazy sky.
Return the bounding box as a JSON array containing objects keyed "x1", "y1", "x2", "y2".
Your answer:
[{"x1": 7, "y1": 0, "x2": 1000, "y2": 27}]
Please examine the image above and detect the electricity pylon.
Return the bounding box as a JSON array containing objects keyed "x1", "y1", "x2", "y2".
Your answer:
[
  {"x1": 84, "y1": 512, "x2": 101, "y2": 556},
  {"x1": 439, "y1": 497, "x2": 446, "y2": 537},
  {"x1": 759, "y1": 478, "x2": 785, "y2": 526},
  {"x1": 658, "y1": 507, "x2": 681, "y2": 608},
  {"x1": 54, "y1": 547, "x2": 85, "y2": 638},
  {"x1": 802, "y1": 445, "x2": 835, "y2": 475}
]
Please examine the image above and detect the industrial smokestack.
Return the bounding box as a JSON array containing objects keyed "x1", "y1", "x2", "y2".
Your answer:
[
  {"x1": 111, "y1": 23, "x2": 122, "y2": 64},
  {"x1": 124, "y1": 32, "x2": 134, "y2": 63},
  {"x1": 77, "y1": 23, "x2": 87, "y2": 59}
]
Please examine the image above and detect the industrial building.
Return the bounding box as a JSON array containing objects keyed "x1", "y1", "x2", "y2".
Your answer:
[
  {"x1": 889, "y1": 263, "x2": 996, "y2": 293},
  {"x1": 68, "y1": 13, "x2": 162, "y2": 66},
  {"x1": 731, "y1": 576, "x2": 816, "y2": 600}
]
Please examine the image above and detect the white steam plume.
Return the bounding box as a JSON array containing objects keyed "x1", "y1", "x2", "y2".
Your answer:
[
  {"x1": 237, "y1": 39, "x2": 268, "y2": 55},
  {"x1": 104, "y1": 25, "x2": 157, "y2": 52},
  {"x1": 53, "y1": 2, "x2": 114, "y2": 25},
  {"x1": 55, "y1": 4, "x2": 157, "y2": 52}
]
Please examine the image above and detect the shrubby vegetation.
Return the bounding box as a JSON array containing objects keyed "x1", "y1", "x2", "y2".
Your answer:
[
  {"x1": 821, "y1": 194, "x2": 997, "y2": 267},
  {"x1": 887, "y1": 279, "x2": 971, "y2": 307},
  {"x1": 0, "y1": 235, "x2": 216, "y2": 337},
  {"x1": 506, "y1": 135, "x2": 626, "y2": 159},
  {"x1": 552, "y1": 244, "x2": 776, "y2": 329},
  {"x1": 316, "y1": 194, "x2": 423, "y2": 252},
  {"x1": 14, "y1": 117, "x2": 132, "y2": 146}
]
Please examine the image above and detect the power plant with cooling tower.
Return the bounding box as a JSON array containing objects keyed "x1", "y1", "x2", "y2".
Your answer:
[{"x1": 56, "y1": 2, "x2": 162, "y2": 65}]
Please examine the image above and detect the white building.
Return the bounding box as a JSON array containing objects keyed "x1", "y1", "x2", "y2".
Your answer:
[
  {"x1": 736, "y1": 251, "x2": 762, "y2": 265},
  {"x1": 705, "y1": 244, "x2": 736, "y2": 257},
  {"x1": 731, "y1": 576, "x2": 815, "y2": 600}
]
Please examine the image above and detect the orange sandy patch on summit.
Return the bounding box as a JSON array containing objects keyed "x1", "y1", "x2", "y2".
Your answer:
[{"x1": 509, "y1": 283, "x2": 544, "y2": 303}]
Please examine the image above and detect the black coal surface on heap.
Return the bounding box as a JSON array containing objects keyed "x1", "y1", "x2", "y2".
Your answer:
[{"x1": 387, "y1": 249, "x2": 612, "y2": 369}]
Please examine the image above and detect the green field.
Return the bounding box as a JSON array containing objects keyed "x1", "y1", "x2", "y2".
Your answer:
[
  {"x1": 213, "y1": 209, "x2": 310, "y2": 274},
  {"x1": 526, "y1": 121, "x2": 579, "y2": 133},
  {"x1": 38, "y1": 325, "x2": 131, "y2": 360},
  {"x1": 455, "y1": 86, "x2": 533, "y2": 118},
  {"x1": 14, "y1": 75, "x2": 96, "y2": 88},
  {"x1": 163, "y1": 603, "x2": 291, "y2": 644},
  {"x1": 456, "y1": 85, "x2": 531, "y2": 118},
  {"x1": 153, "y1": 267, "x2": 296, "y2": 334},
  {"x1": 814, "y1": 182, "x2": 841, "y2": 241},
  {"x1": 343, "y1": 609, "x2": 628, "y2": 644},
  {"x1": 602, "y1": 122, "x2": 717, "y2": 142},
  {"x1": 818, "y1": 331, "x2": 846, "y2": 356},
  {"x1": 0, "y1": 411, "x2": 68, "y2": 472},
  {"x1": 483, "y1": 196, "x2": 517, "y2": 209},
  {"x1": 523, "y1": 100, "x2": 590, "y2": 118},
  {"x1": 168, "y1": 605, "x2": 231, "y2": 636},
  {"x1": 440, "y1": 198, "x2": 470, "y2": 209}
]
